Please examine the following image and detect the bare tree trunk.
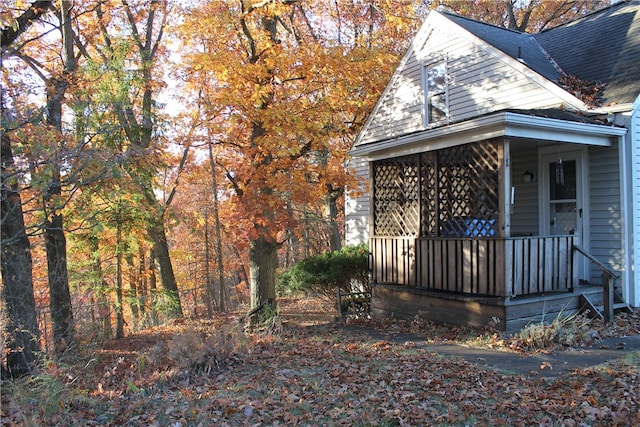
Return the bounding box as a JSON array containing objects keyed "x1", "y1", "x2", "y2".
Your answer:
[
  {"x1": 148, "y1": 217, "x2": 183, "y2": 317},
  {"x1": 45, "y1": 76, "x2": 75, "y2": 355},
  {"x1": 115, "y1": 214, "x2": 124, "y2": 339},
  {"x1": 43, "y1": 170, "x2": 74, "y2": 355},
  {"x1": 43, "y1": 0, "x2": 77, "y2": 356},
  {"x1": 285, "y1": 198, "x2": 300, "y2": 266},
  {"x1": 88, "y1": 234, "x2": 111, "y2": 339},
  {"x1": 208, "y1": 145, "x2": 226, "y2": 312},
  {"x1": 148, "y1": 248, "x2": 159, "y2": 326},
  {"x1": 126, "y1": 253, "x2": 140, "y2": 329},
  {"x1": 303, "y1": 208, "x2": 310, "y2": 258},
  {"x1": 203, "y1": 207, "x2": 214, "y2": 316},
  {"x1": 0, "y1": 134, "x2": 40, "y2": 377},
  {"x1": 137, "y1": 245, "x2": 148, "y2": 323},
  {"x1": 326, "y1": 184, "x2": 344, "y2": 252}
]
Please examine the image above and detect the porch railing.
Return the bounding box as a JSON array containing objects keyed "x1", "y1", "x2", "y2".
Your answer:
[
  {"x1": 573, "y1": 244, "x2": 619, "y2": 323},
  {"x1": 370, "y1": 235, "x2": 575, "y2": 298}
]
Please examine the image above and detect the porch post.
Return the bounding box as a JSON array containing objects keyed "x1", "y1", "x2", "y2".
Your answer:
[
  {"x1": 499, "y1": 137, "x2": 512, "y2": 238},
  {"x1": 603, "y1": 272, "x2": 614, "y2": 323},
  {"x1": 368, "y1": 160, "x2": 374, "y2": 240},
  {"x1": 500, "y1": 138, "x2": 512, "y2": 297}
]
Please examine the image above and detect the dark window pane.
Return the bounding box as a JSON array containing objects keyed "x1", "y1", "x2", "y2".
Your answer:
[{"x1": 549, "y1": 160, "x2": 576, "y2": 200}]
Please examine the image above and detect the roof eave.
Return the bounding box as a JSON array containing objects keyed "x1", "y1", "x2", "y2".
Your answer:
[{"x1": 350, "y1": 111, "x2": 626, "y2": 160}]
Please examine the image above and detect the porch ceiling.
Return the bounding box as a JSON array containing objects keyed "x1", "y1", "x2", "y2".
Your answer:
[{"x1": 351, "y1": 111, "x2": 627, "y2": 160}]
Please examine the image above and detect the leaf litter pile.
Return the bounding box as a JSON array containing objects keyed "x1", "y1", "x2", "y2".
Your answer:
[{"x1": 2, "y1": 298, "x2": 639, "y2": 426}]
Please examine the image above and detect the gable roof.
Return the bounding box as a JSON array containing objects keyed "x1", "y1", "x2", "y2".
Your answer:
[
  {"x1": 446, "y1": 1, "x2": 640, "y2": 107},
  {"x1": 443, "y1": 13, "x2": 561, "y2": 83},
  {"x1": 352, "y1": 10, "x2": 591, "y2": 147},
  {"x1": 533, "y1": 0, "x2": 640, "y2": 106},
  {"x1": 352, "y1": 3, "x2": 638, "y2": 150}
]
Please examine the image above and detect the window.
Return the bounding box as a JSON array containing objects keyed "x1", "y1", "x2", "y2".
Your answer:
[{"x1": 422, "y1": 61, "x2": 448, "y2": 126}]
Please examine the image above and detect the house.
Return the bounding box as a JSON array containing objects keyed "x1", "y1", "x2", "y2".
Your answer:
[{"x1": 345, "y1": 1, "x2": 640, "y2": 332}]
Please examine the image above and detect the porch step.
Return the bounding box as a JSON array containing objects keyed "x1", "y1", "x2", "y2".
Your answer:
[{"x1": 580, "y1": 294, "x2": 631, "y2": 321}]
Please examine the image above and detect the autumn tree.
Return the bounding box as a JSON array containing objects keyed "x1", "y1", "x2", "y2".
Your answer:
[
  {"x1": 437, "y1": 0, "x2": 609, "y2": 32},
  {"x1": 176, "y1": 0, "x2": 423, "y2": 314},
  {"x1": 67, "y1": 0, "x2": 184, "y2": 318},
  {"x1": 1, "y1": 0, "x2": 63, "y2": 371},
  {"x1": 0, "y1": 131, "x2": 40, "y2": 377},
  {"x1": 2, "y1": 0, "x2": 90, "y2": 355},
  {"x1": 41, "y1": 0, "x2": 78, "y2": 354}
]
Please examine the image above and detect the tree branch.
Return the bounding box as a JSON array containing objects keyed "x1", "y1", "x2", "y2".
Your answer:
[
  {"x1": 1, "y1": 1, "x2": 53, "y2": 50},
  {"x1": 218, "y1": 161, "x2": 244, "y2": 197},
  {"x1": 164, "y1": 143, "x2": 190, "y2": 207}
]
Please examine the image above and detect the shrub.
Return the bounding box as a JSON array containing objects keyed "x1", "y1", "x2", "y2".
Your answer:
[
  {"x1": 277, "y1": 244, "x2": 370, "y2": 302},
  {"x1": 149, "y1": 323, "x2": 245, "y2": 374},
  {"x1": 509, "y1": 309, "x2": 594, "y2": 352},
  {"x1": 1, "y1": 359, "x2": 102, "y2": 426}
]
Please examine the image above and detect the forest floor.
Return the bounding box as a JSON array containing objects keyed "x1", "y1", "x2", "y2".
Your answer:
[{"x1": 2, "y1": 297, "x2": 640, "y2": 426}]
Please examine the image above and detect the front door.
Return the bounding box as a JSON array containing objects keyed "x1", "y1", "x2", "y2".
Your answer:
[{"x1": 540, "y1": 148, "x2": 588, "y2": 276}]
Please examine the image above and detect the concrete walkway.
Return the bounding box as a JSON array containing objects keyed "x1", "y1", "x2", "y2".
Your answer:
[{"x1": 344, "y1": 325, "x2": 640, "y2": 378}]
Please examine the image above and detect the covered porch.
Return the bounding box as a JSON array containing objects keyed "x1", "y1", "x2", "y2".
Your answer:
[
  {"x1": 369, "y1": 235, "x2": 596, "y2": 333},
  {"x1": 363, "y1": 112, "x2": 627, "y2": 331}
]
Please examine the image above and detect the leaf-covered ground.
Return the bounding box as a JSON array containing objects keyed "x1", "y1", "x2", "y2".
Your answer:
[{"x1": 2, "y1": 298, "x2": 639, "y2": 426}]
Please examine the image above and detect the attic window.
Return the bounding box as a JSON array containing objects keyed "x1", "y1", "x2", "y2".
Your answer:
[{"x1": 422, "y1": 61, "x2": 448, "y2": 126}]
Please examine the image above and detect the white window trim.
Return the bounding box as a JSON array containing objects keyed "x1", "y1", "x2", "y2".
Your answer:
[{"x1": 422, "y1": 58, "x2": 449, "y2": 128}]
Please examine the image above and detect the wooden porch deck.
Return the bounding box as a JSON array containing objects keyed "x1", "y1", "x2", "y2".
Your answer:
[
  {"x1": 371, "y1": 283, "x2": 604, "y2": 334},
  {"x1": 367, "y1": 235, "x2": 619, "y2": 332}
]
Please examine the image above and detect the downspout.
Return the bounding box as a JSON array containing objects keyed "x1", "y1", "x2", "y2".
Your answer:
[{"x1": 618, "y1": 128, "x2": 631, "y2": 304}]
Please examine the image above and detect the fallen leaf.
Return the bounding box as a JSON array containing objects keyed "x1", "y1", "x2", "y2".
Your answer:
[
  {"x1": 244, "y1": 405, "x2": 253, "y2": 416},
  {"x1": 288, "y1": 393, "x2": 300, "y2": 402}
]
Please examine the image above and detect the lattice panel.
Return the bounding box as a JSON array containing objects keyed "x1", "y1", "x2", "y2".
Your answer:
[
  {"x1": 373, "y1": 156, "x2": 420, "y2": 236},
  {"x1": 372, "y1": 140, "x2": 500, "y2": 238},
  {"x1": 437, "y1": 140, "x2": 499, "y2": 237},
  {"x1": 420, "y1": 153, "x2": 438, "y2": 236}
]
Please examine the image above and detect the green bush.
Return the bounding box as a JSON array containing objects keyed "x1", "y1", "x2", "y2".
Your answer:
[{"x1": 277, "y1": 244, "x2": 370, "y2": 301}]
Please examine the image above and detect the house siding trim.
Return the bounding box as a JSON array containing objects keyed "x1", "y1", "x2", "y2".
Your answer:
[
  {"x1": 350, "y1": 112, "x2": 626, "y2": 160},
  {"x1": 344, "y1": 156, "x2": 371, "y2": 246},
  {"x1": 615, "y1": 134, "x2": 632, "y2": 304},
  {"x1": 630, "y1": 95, "x2": 640, "y2": 307}
]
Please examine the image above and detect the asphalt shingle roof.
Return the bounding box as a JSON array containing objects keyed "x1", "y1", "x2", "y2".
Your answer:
[
  {"x1": 444, "y1": 13, "x2": 561, "y2": 83},
  {"x1": 534, "y1": 0, "x2": 640, "y2": 106},
  {"x1": 444, "y1": 1, "x2": 640, "y2": 106}
]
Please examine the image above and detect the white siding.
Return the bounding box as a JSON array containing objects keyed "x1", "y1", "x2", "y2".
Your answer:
[
  {"x1": 588, "y1": 145, "x2": 623, "y2": 284},
  {"x1": 509, "y1": 142, "x2": 539, "y2": 236},
  {"x1": 358, "y1": 55, "x2": 424, "y2": 145},
  {"x1": 356, "y1": 16, "x2": 574, "y2": 146},
  {"x1": 345, "y1": 156, "x2": 370, "y2": 246},
  {"x1": 447, "y1": 51, "x2": 562, "y2": 121}
]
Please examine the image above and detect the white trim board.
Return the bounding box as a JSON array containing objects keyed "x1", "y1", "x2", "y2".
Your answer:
[{"x1": 351, "y1": 112, "x2": 627, "y2": 160}]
